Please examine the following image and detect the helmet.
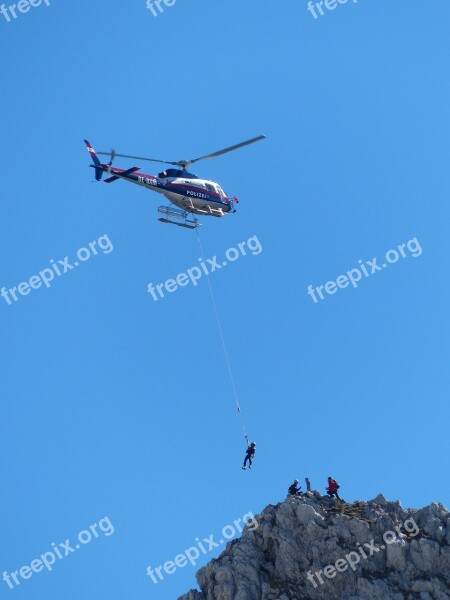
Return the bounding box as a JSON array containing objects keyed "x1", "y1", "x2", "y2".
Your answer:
[
  {"x1": 294, "y1": 479, "x2": 299, "y2": 484},
  {"x1": 251, "y1": 442, "x2": 256, "y2": 447}
]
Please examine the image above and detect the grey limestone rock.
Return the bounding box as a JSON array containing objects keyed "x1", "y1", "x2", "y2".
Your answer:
[{"x1": 179, "y1": 492, "x2": 450, "y2": 600}]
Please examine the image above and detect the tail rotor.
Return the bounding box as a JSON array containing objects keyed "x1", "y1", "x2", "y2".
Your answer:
[{"x1": 107, "y1": 148, "x2": 116, "y2": 173}]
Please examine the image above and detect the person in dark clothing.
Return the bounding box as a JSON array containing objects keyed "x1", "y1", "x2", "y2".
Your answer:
[
  {"x1": 242, "y1": 441, "x2": 256, "y2": 470},
  {"x1": 326, "y1": 477, "x2": 342, "y2": 501},
  {"x1": 288, "y1": 479, "x2": 302, "y2": 496}
]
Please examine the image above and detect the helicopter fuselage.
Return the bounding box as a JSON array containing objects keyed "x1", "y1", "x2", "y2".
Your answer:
[{"x1": 99, "y1": 164, "x2": 235, "y2": 218}]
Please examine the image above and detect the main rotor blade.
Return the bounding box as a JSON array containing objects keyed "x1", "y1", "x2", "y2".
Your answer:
[
  {"x1": 97, "y1": 152, "x2": 179, "y2": 166},
  {"x1": 188, "y1": 135, "x2": 267, "y2": 165},
  {"x1": 97, "y1": 135, "x2": 266, "y2": 169}
]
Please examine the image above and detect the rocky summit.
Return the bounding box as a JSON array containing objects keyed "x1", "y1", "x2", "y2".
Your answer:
[{"x1": 178, "y1": 491, "x2": 450, "y2": 600}]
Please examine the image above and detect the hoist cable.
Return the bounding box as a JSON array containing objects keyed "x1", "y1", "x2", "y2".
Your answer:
[{"x1": 196, "y1": 228, "x2": 248, "y2": 441}]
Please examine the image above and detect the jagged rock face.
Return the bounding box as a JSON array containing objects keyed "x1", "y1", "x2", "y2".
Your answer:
[{"x1": 178, "y1": 493, "x2": 450, "y2": 600}]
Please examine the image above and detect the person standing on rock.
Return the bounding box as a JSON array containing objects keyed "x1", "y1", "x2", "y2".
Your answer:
[
  {"x1": 326, "y1": 477, "x2": 342, "y2": 501},
  {"x1": 288, "y1": 480, "x2": 302, "y2": 496},
  {"x1": 242, "y1": 441, "x2": 256, "y2": 470}
]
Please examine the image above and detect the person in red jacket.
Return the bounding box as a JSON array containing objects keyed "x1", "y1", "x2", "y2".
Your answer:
[{"x1": 326, "y1": 477, "x2": 342, "y2": 501}]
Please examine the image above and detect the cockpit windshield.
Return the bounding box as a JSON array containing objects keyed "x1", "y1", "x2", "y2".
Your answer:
[{"x1": 204, "y1": 181, "x2": 227, "y2": 197}]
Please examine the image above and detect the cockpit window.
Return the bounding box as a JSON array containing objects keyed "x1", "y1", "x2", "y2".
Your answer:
[{"x1": 205, "y1": 183, "x2": 215, "y2": 192}]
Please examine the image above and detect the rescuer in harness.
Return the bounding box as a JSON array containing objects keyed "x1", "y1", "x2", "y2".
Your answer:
[
  {"x1": 326, "y1": 477, "x2": 342, "y2": 501},
  {"x1": 242, "y1": 441, "x2": 256, "y2": 470}
]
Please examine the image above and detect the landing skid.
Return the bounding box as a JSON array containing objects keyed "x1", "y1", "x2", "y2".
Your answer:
[
  {"x1": 158, "y1": 217, "x2": 201, "y2": 230},
  {"x1": 183, "y1": 198, "x2": 225, "y2": 217},
  {"x1": 157, "y1": 206, "x2": 201, "y2": 230}
]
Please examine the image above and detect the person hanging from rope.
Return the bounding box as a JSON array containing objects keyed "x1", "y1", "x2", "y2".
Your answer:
[
  {"x1": 242, "y1": 439, "x2": 256, "y2": 470},
  {"x1": 326, "y1": 476, "x2": 343, "y2": 501}
]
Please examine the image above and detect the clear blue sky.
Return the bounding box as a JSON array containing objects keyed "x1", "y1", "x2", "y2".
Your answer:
[{"x1": 1, "y1": 1, "x2": 449, "y2": 598}]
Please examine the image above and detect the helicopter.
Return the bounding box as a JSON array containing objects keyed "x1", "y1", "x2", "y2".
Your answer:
[{"x1": 84, "y1": 136, "x2": 266, "y2": 229}]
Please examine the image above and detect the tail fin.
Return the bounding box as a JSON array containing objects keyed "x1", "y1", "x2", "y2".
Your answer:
[{"x1": 84, "y1": 139, "x2": 103, "y2": 181}]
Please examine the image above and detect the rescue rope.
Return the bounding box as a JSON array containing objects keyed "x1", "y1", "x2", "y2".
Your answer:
[{"x1": 196, "y1": 228, "x2": 248, "y2": 441}]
